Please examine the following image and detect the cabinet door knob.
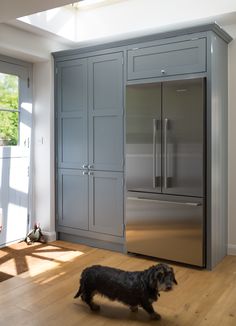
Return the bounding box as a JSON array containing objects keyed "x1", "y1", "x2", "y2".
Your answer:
[
  {"x1": 88, "y1": 171, "x2": 94, "y2": 176},
  {"x1": 88, "y1": 165, "x2": 94, "y2": 169},
  {"x1": 83, "y1": 171, "x2": 88, "y2": 175},
  {"x1": 82, "y1": 164, "x2": 88, "y2": 168},
  {"x1": 161, "y1": 69, "x2": 166, "y2": 74}
]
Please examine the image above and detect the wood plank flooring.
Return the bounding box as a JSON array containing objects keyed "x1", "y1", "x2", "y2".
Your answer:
[{"x1": 0, "y1": 240, "x2": 236, "y2": 326}]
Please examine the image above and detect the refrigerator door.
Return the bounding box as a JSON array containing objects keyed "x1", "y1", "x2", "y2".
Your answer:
[
  {"x1": 126, "y1": 192, "x2": 205, "y2": 266},
  {"x1": 126, "y1": 83, "x2": 162, "y2": 192},
  {"x1": 162, "y1": 78, "x2": 205, "y2": 197}
]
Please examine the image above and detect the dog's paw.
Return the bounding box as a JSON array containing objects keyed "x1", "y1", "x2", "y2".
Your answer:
[
  {"x1": 150, "y1": 312, "x2": 161, "y2": 320},
  {"x1": 130, "y1": 306, "x2": 138, "y2": 312},
  {"x1": 90, "y1": 303, "x2": 100, "y2": 312}
]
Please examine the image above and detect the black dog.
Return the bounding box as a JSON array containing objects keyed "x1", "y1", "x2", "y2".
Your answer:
[{"x1": 74, "y1": 263, "x2": 177, "y2": 320}]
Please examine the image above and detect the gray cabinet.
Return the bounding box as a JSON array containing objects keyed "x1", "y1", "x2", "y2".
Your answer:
[
  {"x1": 55, "y1": 51, "x2": 124, "y2": 244},
  {"x1": 88, "y1": 53, "x2": 124, "y2": 171},
  {"x1": 54, "y1": 23, "x2": 231, "y2": 268},
  {"x1": 57, "y1": 58, "x2": 87, "y2": 169},
  {"x1": 89, "y1": 171, "x2": 123, "y2": 236},
  {"x1": 57, "y1": 169, "x2": 123, "y2": 237},
  {"x1": 57, "y1": 169, "x2": 88, "y2": 230},
  {"x1": 127, "y1": 38, "x2": 206, "y2": 80}
]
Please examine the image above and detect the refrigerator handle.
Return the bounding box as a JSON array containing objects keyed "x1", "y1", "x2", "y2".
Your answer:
[
  {"x1": 153, "y1": 119, "x2": 158, "y2": 188},
  {"x1": 164, "y1": 118, "x2": 169, "y2": 189}
]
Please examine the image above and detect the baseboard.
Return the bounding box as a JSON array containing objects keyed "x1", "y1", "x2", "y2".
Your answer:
[
  {"x1": 43, "y1": 231, "x2": 57, "y2": 242},
  {"x1": 58, "y1": 232, "x2": 125, "y2": 253},
  {"x1": 228, "y1": 244, "x2": 236, "y2": 255}
]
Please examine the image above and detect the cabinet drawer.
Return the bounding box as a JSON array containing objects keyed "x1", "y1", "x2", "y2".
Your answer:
[{"x1": 127, "y1": 38, "x2": 206, "y2": 80}]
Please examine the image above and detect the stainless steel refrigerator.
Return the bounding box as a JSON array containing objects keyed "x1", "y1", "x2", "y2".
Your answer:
[{"x1": 125, "y1": 78, "x2": 205, "y2": 267}]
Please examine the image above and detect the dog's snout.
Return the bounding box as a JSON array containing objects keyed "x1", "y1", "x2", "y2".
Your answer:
[{"x1": 165, "y1": 284, "x2": 172, "y2": 291}]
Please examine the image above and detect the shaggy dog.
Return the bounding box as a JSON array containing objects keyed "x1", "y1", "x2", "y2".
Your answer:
[{"x1": 74, "y1": 263, "x2": 177, "y2": 320}]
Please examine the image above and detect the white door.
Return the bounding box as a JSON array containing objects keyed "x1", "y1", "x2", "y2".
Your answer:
[{"x1": 0, "y1": 56, "x2": 32, "y2": 246}]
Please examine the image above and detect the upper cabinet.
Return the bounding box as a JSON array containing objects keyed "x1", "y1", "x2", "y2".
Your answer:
[
  {"x1": 56, "y1": 58, "x2": 88, "y2": 169},
  {"x1": 127, "y1": 38, "x2": 206, "y2": 80},
  {"x1": 56, "y1": 52, "x2": 124, "y2": 172},
  {"x1": 88, "y1": 53, "x2": 124, "y2": 172}
]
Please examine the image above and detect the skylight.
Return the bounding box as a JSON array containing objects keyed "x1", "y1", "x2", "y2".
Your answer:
[{"x1": 17, "y1": 0, "x2": 236, "y2": 44}]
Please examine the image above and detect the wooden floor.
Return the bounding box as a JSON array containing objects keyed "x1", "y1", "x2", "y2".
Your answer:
[{"x1": 0, "y1": 240, "x2": 236, "y2": 326}]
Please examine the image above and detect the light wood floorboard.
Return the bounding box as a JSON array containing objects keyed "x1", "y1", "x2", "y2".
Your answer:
[{"x1": 0, "y1": 240, "x2": 236, "y2": 326}]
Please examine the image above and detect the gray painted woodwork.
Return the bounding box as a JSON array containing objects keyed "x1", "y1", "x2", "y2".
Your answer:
[
  {"x1": 127, "y1": 38, "x2": 206, "y2": 80},
  {"x1": 55, "y1": 52, "x2": 124, "y2": 241},
  {"x1": 57, "y1": 169, "x2": 88, "y2": 230},
  {"x1": 88, "y1": 53, "x2": 124, "y2": 171},
  {"x1": 206, "y1": 32, "x2": 229, "y2": 269},
  {"x1": 53, "y1": 23, "x2": 231, "y2": 269},
  {"x1": 57, "y1": 59, "x2": 88, "y2": 169},
  {"x1": 89, "y1": 171, "x2": 123, "y2": 236}
]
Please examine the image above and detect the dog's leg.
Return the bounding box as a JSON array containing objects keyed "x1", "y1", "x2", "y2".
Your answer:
[
  {"x1": 130, "y1": 306, "x2": 138, "y2": 312},
  {"x1": 81, "y1": 291, "x2": 100, "y2": 312},
  {"x1": 141, "y1": 301, "x2": 161, "y2": 320}
]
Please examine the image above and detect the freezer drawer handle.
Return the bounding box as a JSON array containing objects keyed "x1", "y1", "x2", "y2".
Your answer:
[{"x1": 127, "y1": 197, "x2": 202, "y2": 206}]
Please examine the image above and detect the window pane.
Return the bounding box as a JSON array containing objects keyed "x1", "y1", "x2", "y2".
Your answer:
[
  {"x1": 0, "y1": 73, "x2": 19, "y2": 146},
  {"x1": 0, "y1": 111, "x2": 19, "y2": 146}
]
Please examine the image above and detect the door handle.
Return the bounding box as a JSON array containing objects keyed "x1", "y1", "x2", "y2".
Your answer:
[
  {"x1": 153, "y1": 119, "x2": 160, "y2": 188},
  {"x1": 153, "y1": 119, "x2": 157, "y2": 188},
  {"x1": 127, "y1": 197, "x2": 202, "y2": 206},
  {"x1": 164, "y1": 118, "x2": 169, "y2": 189}
]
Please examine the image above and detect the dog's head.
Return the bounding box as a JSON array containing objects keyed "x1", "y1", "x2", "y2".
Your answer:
[{"x1": 147, "y1": 263, "x2": 177, "y2": 292}]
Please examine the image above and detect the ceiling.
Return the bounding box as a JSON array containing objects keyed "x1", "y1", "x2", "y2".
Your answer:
[
  {"x1": 0, "y1": 0, "x2": 75, "y2": 23},
  {"x1": 1, "y1": 0, "x2": 236, "y2": 48}
]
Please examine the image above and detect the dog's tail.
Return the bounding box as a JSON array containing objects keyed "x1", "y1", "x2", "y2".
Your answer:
[{"x1": 74, "y1": 285, "x2": 82, "y2": 299}]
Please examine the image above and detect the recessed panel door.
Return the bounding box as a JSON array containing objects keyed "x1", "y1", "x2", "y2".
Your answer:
[
  {"x1": 88, "y1": 53, "x2": 123, "y2": 172},
  {"x1": 57, "y1": 59, "x2": 88, "y2": 169}
]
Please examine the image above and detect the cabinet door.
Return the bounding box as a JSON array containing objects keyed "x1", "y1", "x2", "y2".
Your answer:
[
  {"x1": 57, "y1": 59, "x2": 88, "y2": 169},
  {"x1": 88, "y1": 52, "x2": 124, "y2": 171},
  {"x1": 128, "y1": 38, "x2": 206, "y2": 80},
  {"x1": 57, "y1": 169, "x2": 88, "y2": 230},
  {"x1": 89, "y1": 171, "x2": 123, "y2": 236}
]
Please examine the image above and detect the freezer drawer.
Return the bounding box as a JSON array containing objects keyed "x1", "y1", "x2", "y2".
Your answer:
[{"x1": 126, "y1": 193, "x2": 205, "y2": 266}]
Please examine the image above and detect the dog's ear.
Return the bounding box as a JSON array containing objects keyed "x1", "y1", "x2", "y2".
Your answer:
[
  {"x1": 170, "y1": 266, "x2": 178, "y2": 285},
  {"x1": 147, "y1": 266, "x2": 163, "y2": 289},
  {"x1": 173, "y1": 275, "x2": 178, "y2": 285}
]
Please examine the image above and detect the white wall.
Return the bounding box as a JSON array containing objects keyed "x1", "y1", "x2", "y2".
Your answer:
[{"x1": 33, "y1": 60, "x2": 56, "y2": 240}]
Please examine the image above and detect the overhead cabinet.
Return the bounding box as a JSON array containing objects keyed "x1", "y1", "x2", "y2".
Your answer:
[
  {"x1": 127, "y1": 38, "x2": 206, "y2": 80},
  {"x1": 57, "y1": 53, "x2": 124, "y2": 171}
]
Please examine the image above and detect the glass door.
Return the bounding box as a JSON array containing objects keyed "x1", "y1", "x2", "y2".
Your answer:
[{"x1": 0, "y1": 57, "x2": 32, "y2": 245}]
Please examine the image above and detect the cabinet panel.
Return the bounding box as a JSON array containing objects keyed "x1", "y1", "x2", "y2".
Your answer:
[
  {"x1": 57, "y1": 59, "x2": 88, "y2": 168},
  {"x1": 57, "y1": 169, "x2": 88, "y2": 230},
  {"x1": 89, "y1": 171, "x2": 123, "y2": 236},
  {"x1": 91, "y1": 115, "x2": 123, "y2": 171},
  {"x1": 128, "y1": 38, "x2": 206, "y2": 80},
  {"x1": 88, "y1": 52, "x2": 124, "y2": 171},
  {"x1": 60, "y1": 116, "x2": 86, "y2": 168}
]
